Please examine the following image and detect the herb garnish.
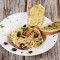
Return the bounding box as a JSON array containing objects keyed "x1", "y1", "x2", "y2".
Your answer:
[
  {"x1": 22, "y1": 27, "x2": 29, "y2": 35},
  {"x1": 21, "y1": 52, "x2": 23, "y2": 53},
  {"x1": 53, "y1": 35, "x2": 55, "y2": 37},
  {"x1": 0, "y1": 24, "x2": 4, "y2": 28}
]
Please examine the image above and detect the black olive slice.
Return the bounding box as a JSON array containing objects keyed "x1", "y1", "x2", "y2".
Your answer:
[
  {"x1": 12, "y1": 48, "x2": 17, "y2": 51},
  {"x1": 19, "y1": 43, "x2": 25, "y2": 48},
  {"x1": 28, "y1": 51, "x2": 32, "y2": 53},
  {"x1": 4, "y1": 42, "x2": 8, "y2": 45},
  {"x1": 34, "y1": 33, "x2": 39, "y2": 38},
  {"x1": 23, "y1": 25, "x2": 26, "y2": 27},
  {"x1": 17, "y1": 31, "x2": 21, "y2": 37}
]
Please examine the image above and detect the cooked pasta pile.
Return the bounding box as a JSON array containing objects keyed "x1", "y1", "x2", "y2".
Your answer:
[{"x1": 9, "y1": 25, "x2": 44, "y2": 49}]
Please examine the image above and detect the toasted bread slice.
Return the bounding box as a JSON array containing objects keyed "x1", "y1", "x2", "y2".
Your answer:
[
  {"x1": 27, "y1": 4, "x2": 45, "y2": 27},
  {"x1": 40, "y1": 20, "x2": 60, "y2": 35}
]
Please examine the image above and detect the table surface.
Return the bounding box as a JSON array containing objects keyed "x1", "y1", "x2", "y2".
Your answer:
[{"x1": 0, "y1": 0, "x2": 60, "y2": 60}]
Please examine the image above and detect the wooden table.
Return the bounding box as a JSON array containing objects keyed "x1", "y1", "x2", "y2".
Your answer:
[{"x1": 0, "y1": 0, "x2": 60, "y2": 60}]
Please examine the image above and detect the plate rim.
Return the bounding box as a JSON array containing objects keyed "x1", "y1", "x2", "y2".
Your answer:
[{"x1": 0, "y1": 12, "x2": 58, "y2": 56}]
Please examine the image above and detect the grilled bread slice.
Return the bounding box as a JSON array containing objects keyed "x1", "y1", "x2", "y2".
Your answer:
[
  {"x1": 27, "y1": 4, "x2": 45, "y2": 27},
  {"x1": 40, "y1": 20, "x2": 60, "y2": 35}
]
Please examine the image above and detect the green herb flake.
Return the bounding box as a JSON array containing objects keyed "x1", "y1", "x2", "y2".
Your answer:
[
  {"x1": 53, "y1": 35, "x2": 55, "y2": 37},
  {"x1": 22, "y1": 27, "x2": 29, "y2": 35},
  {"x1": 22, "y1": 27, "x2": 29, "y2": 31},
  {"x1": 0, "y1": 24, "x2": 4, "y2": 28},
  {"x1": 21, "y1": 52, "x2": 23, "y2": 54}
]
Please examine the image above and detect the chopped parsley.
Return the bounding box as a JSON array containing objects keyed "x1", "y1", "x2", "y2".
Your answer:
[
  {"x1": 0, "y1": 24, "x2": 4, "y2": 28},
  {"x1": 22, "y1": 27, "x2": 29, "y2": 35},
  {"x1": 21, "y1": 52, "x2": 23, "y2": 54},
  {"x1": 53, "y1": 35, "x2": 55, "y2": 37}
]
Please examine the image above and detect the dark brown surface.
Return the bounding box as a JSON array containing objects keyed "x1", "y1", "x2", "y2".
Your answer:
[{"x1": 0, "y1": 0, "x2": 60, "y2": 60}]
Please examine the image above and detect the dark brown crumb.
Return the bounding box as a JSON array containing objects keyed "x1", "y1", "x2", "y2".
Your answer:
[{"x1": 40, "y1": 42, "x2": 42, "y2": 44}]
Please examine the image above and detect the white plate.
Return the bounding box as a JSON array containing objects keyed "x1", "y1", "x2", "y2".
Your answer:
[{"x1": 0, "y1": 12, "x2": 58, "y2": 56}]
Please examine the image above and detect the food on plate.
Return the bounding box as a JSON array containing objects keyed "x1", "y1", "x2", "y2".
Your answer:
[
  {"x1": 8, "y1": 4, "x2": 45, "y2": 49},
  {"x1": 9, "y1": 25, "x2": 44, "y2": 49},
  {"x1": 27, "y1": 4, "x2": 45, "y2": 27},
  {"x1": 40, "y1": 20, "x2": 60, "y2": 35},
  {"x1": 25, "y1": 22, "x2": 40, "y2": 36}
]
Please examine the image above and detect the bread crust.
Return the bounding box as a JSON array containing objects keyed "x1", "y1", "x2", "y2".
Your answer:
[
  {"x1": 27, "y1": 4, "x2": 45, "y2": 27},
  {"x1": 40, "y1": 30, "x2": 60, "y2": 35},
  {"x1": 40, "y1": 20, "x2": 60, "y2": 35}
]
